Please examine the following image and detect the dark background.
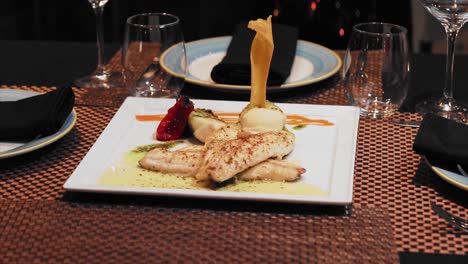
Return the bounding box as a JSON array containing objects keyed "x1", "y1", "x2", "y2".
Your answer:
[{"x1": 0, "y1": 0, "x2": 412, "y2": 50}]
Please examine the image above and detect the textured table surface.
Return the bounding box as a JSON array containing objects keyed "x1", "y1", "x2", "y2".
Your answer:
[{"x1": 0, "y1": 49, "x2": 467, "y2": 262}]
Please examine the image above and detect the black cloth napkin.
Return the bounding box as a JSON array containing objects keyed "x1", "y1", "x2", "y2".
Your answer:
[
  {"x1": 413, "y1": 113, "x2": 468, "y2": 168},
  {"x1": 0, "y1": 86, "x2": 75, "y2": 141},
  {"x1": 210, "y1": 22, "x2": 299, "y2": 86}
]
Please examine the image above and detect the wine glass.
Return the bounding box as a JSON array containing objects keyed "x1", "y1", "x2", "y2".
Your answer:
[
  {"x1": 416, "y1": 0, "x2": 468, "y2": 122},
  {"x1": 122, "y1": 13, "x2": 186, "y2": 97},
  {"x1": 74, "y1": 0, "x2": 123, "y2": 89},
  {"x1": 342, "y1": 22, "x2": 410, "y2": 118}
]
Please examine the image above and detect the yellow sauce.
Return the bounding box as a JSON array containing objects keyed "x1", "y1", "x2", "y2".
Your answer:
[
  {"x1": 217, "y1": 180, "x2": 327, "y2": 196},
  {"x1": 99, "y1": 165, "x2": 201, "y2": 189},
  {"x1": 99, "y1": 148, "x2": 328, "y2": 196},
  {"x1": 99, "y1": 150, "x2": 203, "y2": 190}
]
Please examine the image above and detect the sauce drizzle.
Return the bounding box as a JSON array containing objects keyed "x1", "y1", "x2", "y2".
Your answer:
[{"x1": 135, "y1": 112, "x2": 334, "y2": 126}]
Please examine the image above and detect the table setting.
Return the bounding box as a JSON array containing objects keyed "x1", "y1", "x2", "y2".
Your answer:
[{"x1": 0, "y1": 1, "x2": 467, "y2": 263}]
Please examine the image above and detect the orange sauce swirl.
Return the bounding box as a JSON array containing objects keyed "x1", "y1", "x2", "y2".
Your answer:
[{"x1": 135, "y1": 112, "x2": 334, "y2": 126}]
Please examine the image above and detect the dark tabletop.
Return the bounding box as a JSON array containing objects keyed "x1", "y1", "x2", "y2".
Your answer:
[
  {"x1": 0, "y1": 40, "x2": 467, "y2": 111},
  {"x1": 0, "y1": 40, "x2": 466, "y2": 264},
  {"x1": 0, "y1": 40, "x2": 121, "y2": 88}
]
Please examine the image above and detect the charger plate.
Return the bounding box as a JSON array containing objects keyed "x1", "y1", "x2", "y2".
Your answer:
[
  {"x1": 425, "y1": 157, "x2": 468, "y2": 191},
  {"x1": 0, "y1": 89, "x2": 76, "y2": 159},
  {"x1": 161, "y1": 36, "x2": 342, "y2": 92}
]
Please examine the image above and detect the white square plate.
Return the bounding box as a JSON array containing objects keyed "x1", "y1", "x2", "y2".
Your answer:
[{"x1": 64, "y1": 97, "x2": 360, "y2": 205}]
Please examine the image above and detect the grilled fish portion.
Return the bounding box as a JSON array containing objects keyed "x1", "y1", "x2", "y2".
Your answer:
[
  {"x1": 239, "y1": 159, "x2": 305, "y2": 182},
  {"x1": 138, "y1": 146, "x2": 203, "y2": 177},
  {"x1": 139, "y1": 127, "x2": 302, "y2": 185},
  {"x1": 195, "y1": 130, "x2": 295, "y2": 182},
  {"x1": 139, "y1": 145, "x2": 304, "y2": 183},
  {"x1": 204, "y1": 123, "x2": 240, "y2": 144}
]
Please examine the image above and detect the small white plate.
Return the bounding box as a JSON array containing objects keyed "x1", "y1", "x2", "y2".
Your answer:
[
  {"x1": 0, "y1": 89, "x2": 77, "y2": 159},
  {"x1": 161, "y1": 36, "x2": 342, "y2": 92},
  {"x1": 64, "y1": 97, "x2": 360, "y2": 205},
  {"x1": 425, "y1": 157, "x2": 468, "y2": 191}
]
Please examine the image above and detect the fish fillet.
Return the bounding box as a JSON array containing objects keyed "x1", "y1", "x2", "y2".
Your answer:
[
  {"x1": 139, "y1": 147, "x2": 303, "y2": 182},
  {"x1": 138, "y1": 145, "x2": 203, "y2": 177},
  {"x1": 195, "y1": 130, "x2": 295, "y2": 182},
  {"x1": 204, "y1": 123, "x2": 240, "y2": 144},
  {"x1": 239, "y1": 159, "x2": 305, "y2": 182}
]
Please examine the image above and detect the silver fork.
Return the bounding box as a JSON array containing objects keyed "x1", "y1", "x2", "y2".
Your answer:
[{"x1": 431, "y1": 202, "x2": 468, "y2": 233}]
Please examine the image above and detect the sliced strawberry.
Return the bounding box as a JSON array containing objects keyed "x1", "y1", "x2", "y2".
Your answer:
[{"x1": 156, "y1": 96, "x2": 194, "y2": 141}]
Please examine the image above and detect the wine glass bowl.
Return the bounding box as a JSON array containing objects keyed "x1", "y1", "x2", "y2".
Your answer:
[
  {"x1": 421, "y1": 0, "x2": 468, "y2": 26},
  {"x1": 342, "y1": 22, "x2": 410, "y2": 118},
  {"x1": 121, "y1": 13, "x2": 186, "y2": 98},
  {"x1": 416, "y1": 0, "x2": 468, "y2": 122}
]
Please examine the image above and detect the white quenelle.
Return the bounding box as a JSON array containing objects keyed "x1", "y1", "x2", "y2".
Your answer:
[{"x1": 239, "y1": 101, "x2": 286, "y2": 133}]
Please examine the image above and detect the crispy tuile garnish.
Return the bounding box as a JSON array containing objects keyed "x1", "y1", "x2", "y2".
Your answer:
[{"x1": 248, "y1": 15, "x2": 274, "y2": 108}]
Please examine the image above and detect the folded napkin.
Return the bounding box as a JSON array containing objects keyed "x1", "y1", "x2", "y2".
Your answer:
[
  {"x1": 0, "y1": 86, "x2": 75, "y2": 141},
  {"x1": 413, "y1": 113, "x2": 468, "y2": 168},
  {"x1": 210, "y1": 22, "x2": 298, "y2": 86}
]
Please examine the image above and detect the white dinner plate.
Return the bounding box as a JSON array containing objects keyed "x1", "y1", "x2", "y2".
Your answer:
[
  {"x1": 64, "y1": 97, "x2": 360, "y2": 205},
  {"x1": 425, "y1": 157, "x2": 468, "y2": 191},
  {"x1": 0, "y1": 89, "x2": 77, "y2": 159},
  {"x1": 161, "y1": 36, "x2": 342, "y2": 92}
]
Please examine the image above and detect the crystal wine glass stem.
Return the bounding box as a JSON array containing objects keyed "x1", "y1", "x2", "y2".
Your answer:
[
  {"x1": 93, "y1": 5, "x2": 106, "y2": 75},
  {"x1": 443, "y1": 26, "x2": 460, "y2": 107}
]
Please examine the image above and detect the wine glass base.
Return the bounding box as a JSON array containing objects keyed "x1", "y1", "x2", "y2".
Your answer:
[
  {"x1": 133, "y1": 88, "x2": 179, "y2": 98},
  {"x1": 415, "y1": 99, "x2": 468, "y2": 123},
  {"x1": 357, "y1": 100, "x2": 398, "y2": 119},
  {"x1": 359, "y1": 109, "x2": 395, "y2": 119},
  {"x1": 74, "y1": 70, "x2": 124, "y2": 89}
]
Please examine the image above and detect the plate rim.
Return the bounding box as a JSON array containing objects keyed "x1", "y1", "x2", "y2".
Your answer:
[
  {"x1": 424, "y1": 156, "x2": 468, "y2": 191},
  {"x1": 160, "y1": 36, "x2": 342, "y2": 91},
  {"x1": 64, "y1": 97, "x2": 360, "y2": 205},
  {"x1": 0, "y1": 89, "x2": 77, "y2": 159}
]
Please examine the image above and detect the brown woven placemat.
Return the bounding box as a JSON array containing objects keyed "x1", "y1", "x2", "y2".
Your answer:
[
  {"x1": 352, "y1": 116, "x2": 467, "y2": 255},
  {"x1": 0, "y1": 101, "x2": 465, "y2": 255},
  {"x1": 0, "y1": 105, "x2": 116, "y2": 200},
  {"x1": 0, "y1": 200, "x2": 397, "y2": 263},
  {"x1": 1, "y1": 46, "x2": 467, "y2": 257},
  {"x1": 0, "y1": 78, "x2": 345, "y2": 108},
  {"x1": 0, "y1": 85, "x2": 130, "y2": 108}
]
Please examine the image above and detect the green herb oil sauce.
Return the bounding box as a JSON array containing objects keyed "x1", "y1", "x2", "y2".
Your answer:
[{"x1": 99, "y1": 141, "x2": 327, "y2": 196}]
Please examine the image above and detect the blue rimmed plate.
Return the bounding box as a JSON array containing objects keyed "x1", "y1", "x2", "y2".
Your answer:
[
  {"x1": 160, "y1": 36, "x2": 342, "y2": 92},
  {"x1": 0, "y1": 89, "x2": 77, "y2": 159},
  {"x1": 424, "y1": 157, "x2": 468, "y2": 191}
]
